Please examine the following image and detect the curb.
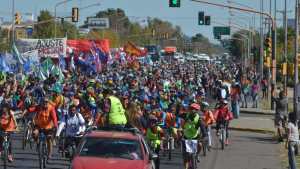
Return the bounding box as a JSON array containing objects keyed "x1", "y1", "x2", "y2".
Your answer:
[
  {"x1": 229, "y1": 127, "x2": 275, "y2": 134},
  {"x1": 240, "y1": 111, "x2": 274, "y2": 116}
]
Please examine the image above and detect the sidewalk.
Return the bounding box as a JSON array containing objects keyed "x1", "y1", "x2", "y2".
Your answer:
[
  {"x1": 240, "y1": 107, "x2": 275, "y2": 115},
  {"x1": 230, "y1": 116, "x2": 275, "y2": 133}
]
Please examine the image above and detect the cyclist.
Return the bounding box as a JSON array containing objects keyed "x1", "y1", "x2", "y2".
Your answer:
[
  {"x1": 201, "y1": 102, "x2": 215, "y2": 149},
  {"x1": 180, "y1": 103, "x2": 207, "y2": 166},
  {"x1": 25, "y1": 98, "x2": 58, "y2": 160},
  {"x1": 0, "y1": 103, "x2": 18, "y2": 162},
  {"x1": 56, "y1": 104, "x2": 85, "y2": 157},
  {"x1": 102, "y1": 88, "x2": 127, "y2": 127},
  {"x1": 146, "y1": 115, "x2": 164, "y2": 169},
  {"x1": 214, "y1": 100, "x2": 233, "y2": 145}
]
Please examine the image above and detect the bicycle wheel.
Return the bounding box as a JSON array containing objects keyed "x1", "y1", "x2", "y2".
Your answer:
[
  {"x1": 3, "y1": 144, "x2": 8, "y2": 169},
  {"x1": 42, "y1": 143, "x2": 47, "y2": 168},
  {"x1": 168, "y1": 138, "x2": 172, "y2": 160},
  {"x1": 190, "y1": 154, "x2": 197, "y2": 169},
  {"x1": 22, "y1": 126, "x2": 28, "y2": 150},
  {"x1": 203, "y1": 141, "x2": 207, "y2": 156},
  {"x1": 38, "y1": 143, "x2": 44, "y2": 169},
  {"x1": 221, "y1": 129, "x2": 225, "y2": 150}
]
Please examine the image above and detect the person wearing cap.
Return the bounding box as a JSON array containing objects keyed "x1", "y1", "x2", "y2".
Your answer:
[
  {"x1": 214, "y1": 100, "x2": 233, "y2": 145},
  {"x1": 180, "y1": 103, "x2": 207, "y2": 165},
  {"x1": 201, "y1": 102, "x2": 215, "y2": 149},
  {"x1": 102, "y1": 88, "x2": 127, "y2": 127}
]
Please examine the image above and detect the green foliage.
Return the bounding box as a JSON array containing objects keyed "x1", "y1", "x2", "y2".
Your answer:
[
  {"x1": 33, "y1": 10, "x2": 78, "y2": 39},
  {"x1": 33, "y1": 10, "x2": 55, "y2": 38},
  {"x1": 0, "y1": 28, "x2": 10, "y2": 52},
  {"x1": 31, "y1": 8, "x2": 222, "y2": 55}
]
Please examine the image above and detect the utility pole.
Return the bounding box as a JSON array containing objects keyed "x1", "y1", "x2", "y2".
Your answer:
[
  {"x1": 271, "y1": 0, "x2": 277, "y2": 110},
  {"x1": 295, "y1": 0, "x2": 299, "y2": 119},
  {"x1": 260, "y1": 0, "x2": 264, "y2": 82},
  {"x1": 191, "y1": 0, "x2": 277, "y2": 110},
  {"x1": 11, "y1": 0, "x2": 15, "y2": 47},
  {"x1": 277, "y1": 5, "x2": 292, "y2": 96}
]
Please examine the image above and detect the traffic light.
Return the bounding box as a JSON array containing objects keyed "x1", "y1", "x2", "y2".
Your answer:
[
  {"x1": 264, "y1": 37, "x2": 272, "y2": 54},
  {"x1": 169, "y1": 0, "x2": 180, "y2": 7},
  {"x1": 198, "y1": 12, "x2": 204, "y2": 25},
  {"x1": 72, "y1": 7, "x2": 79, "y2": 22},
  {"x1": 152, "y1": 29, "x2": 156, "y2": 37},
  {"x1": 205, "y1": 16, "x2": 211, "y2": 25},
  {"x1": 15, "y1": 12, "x2": 21, "y2": 25},
  {"x1": 264, "y1": 37, "x2": 272, "y2": 67}
]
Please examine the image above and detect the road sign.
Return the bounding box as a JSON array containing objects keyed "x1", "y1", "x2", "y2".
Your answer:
[
  {"x1": 87, "y1": 18, "x2": 109, "y2": 29},
  {"x1": 213, "y1": 26, "x2": 230, "y2": 38},
  {"x1": 169, "y1": 0, "x2": 180, "y2": 7}
]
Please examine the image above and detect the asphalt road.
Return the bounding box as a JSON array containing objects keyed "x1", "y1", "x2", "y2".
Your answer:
[
  {"x1": 1, "y1": 130, "x2": 282, "y2": 169},
  {"x1": 161, "y1": 131, "x2": 283, "y2": 169}
]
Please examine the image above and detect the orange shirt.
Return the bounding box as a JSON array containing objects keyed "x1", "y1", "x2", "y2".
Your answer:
[
  {"x1": 203, "y1": 110, "x2": 215, "y2": 126},
  {"x1": 165, "y1": 112, "x2": 176, "y2": 127},
  {"x1": 30, "y1": 103, "x2": 58, "y2": 129},
  {"x1": 0, "y1": 111, "x2": 17, "y2": 132}
]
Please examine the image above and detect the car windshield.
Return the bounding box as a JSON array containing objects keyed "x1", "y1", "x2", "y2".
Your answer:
[{"x1": 79, "y1": 138, "x2": 143, "y2": 160}]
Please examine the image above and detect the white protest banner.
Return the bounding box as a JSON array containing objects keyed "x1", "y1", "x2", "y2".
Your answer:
[{"x1": 16, "y1": 38, "x2": 67, "y2": 58}]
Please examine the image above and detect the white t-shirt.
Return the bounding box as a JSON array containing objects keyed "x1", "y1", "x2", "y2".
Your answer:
[{"x1": 288, "y1": 122, "x2": 299, "y2": 142}]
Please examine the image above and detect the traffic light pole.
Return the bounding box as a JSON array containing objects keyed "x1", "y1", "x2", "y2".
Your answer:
[
  {"x1": 11, "y1": 0, "x2": 15, "y2": 46},
  {"x1": 191, "y1": 0, "x2": 277, "y2": 110},
  {"x1": 295, "y1": 0, "x2": 299, "y2": 119}
]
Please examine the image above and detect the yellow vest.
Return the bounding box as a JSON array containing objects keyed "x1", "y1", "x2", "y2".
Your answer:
[
  {"x1": 183, "y1": 113, "x2": 200, "y2": 139},
  {"x1": 146, "y1": 127, "x2": 161, "y2": 148},
  {"x1": 108, "y1": 96, "x2": 127, "y2": 125}
]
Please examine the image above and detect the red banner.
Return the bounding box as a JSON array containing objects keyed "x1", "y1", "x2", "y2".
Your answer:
[{"x1": 67, "y1": 39, "x2": 110, "y2": 53}]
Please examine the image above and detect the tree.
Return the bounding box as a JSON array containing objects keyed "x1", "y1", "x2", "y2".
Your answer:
[
  {"x1": 33, "y1": 10, "x2": 55, "y2": 38},
  {"x1": 33, "y1": 10, "x2": 78, "y2": 39},
  {"x1": 0, "y1": 28, "x2": 10, "y2": 52}
]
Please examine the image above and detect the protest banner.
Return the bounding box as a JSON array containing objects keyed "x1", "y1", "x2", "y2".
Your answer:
[{"x1": 16, "y1": 38, "x2": 67, "y2": 58}]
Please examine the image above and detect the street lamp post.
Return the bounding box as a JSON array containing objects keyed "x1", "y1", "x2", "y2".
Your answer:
[
  {"x1": 294, "y1": 0, "x2": 299, "y2": 119},
  {"x1": 190, "y1": 0, "x2": 277, "y2": 110},
  {"x1": 54, "y1": 0, "x2": 73, "y2": 38},
  {"x1": 11, "y1": 0, "x2": 15, "y2": 46}
]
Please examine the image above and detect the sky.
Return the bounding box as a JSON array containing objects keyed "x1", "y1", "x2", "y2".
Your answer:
[{"x1": 0, "y1": 0, "x2": 296, "y2": 44}]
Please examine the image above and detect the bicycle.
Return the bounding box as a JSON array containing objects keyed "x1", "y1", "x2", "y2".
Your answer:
[
  {"x1": 162, "y1": 128, "x2": 175, "y2": 160},
  {"x1": 218, "y1": 119, "x2": 227, "y2": 150},
  {"x1": 1, "y1": 132, "x2": 10, "y2": 169},
  {"x1": 62, "y1": 134, "x2": 83, "y2": 161},
  {"x1": 149, "y1": 140, "x2": 160, "y2": 169},
  {"x1": 37, "y1": 129, "x2": 48, "y2": 169},
  {"x1": 200, "y1": 137, "x2": 208, "y2": 156},
  {"x1": 22, "y1": 118, "x2": 34, "y2": 150},
  {"x1": 182, "y1": 139, "x2": 198, "y2": 169}
]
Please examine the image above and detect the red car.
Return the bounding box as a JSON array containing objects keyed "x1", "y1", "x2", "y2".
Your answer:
[{"x1": 70, "y1": 128, "x2": 157, "y2": 169}]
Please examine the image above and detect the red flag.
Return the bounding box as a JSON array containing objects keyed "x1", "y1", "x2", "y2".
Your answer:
[{"x1": 123, "y1": 41, "x2": 142, "y2": 57}]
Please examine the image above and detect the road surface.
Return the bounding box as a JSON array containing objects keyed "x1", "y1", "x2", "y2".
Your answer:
[{"x1": 1, "y1": 130, "x2": 283, "y2": 169}]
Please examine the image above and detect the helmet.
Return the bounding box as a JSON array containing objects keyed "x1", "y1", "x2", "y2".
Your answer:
[
  {"x1": 222, "y1": 100, "x2": 229, "y2": 104},
  {"x1": 149, "y1": 115, "x2": 158, "y2": 124},
  {"x1": 202, "y1": 102, "x2": 209, "y2": 107},
  {"x1": 190, "y1": 103, "x2": 200, "y2": 110}
]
